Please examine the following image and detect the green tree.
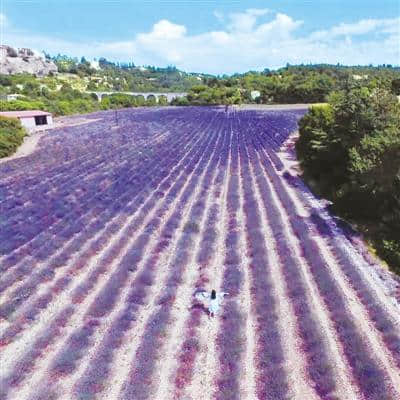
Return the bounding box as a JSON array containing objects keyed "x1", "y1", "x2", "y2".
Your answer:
[
  {"x1": 391, "y1": 78, "x2": 400, "y2": 95},
  {"x1": 158, "y1": 95, "x2": 168, "y2": 105},
  {"x1": 0, "y1": 75, "x2": 12, "y2": 87},
  {"x1": 296, "y1": 86, "x2": 400, "y2": 273},
  {"x1": 135, "y1": 95, "x2": 146, "y2": 106}
]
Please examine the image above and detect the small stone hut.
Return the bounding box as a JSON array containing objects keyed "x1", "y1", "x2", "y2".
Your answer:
[{"x1": 0, "y1": 110, "x2": 53, "y2": 129}]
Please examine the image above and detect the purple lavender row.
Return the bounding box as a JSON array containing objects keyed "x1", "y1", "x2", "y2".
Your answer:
[
  {"x1": 0, "y1": 116, "x2": 206, "y2": 317},
  {"x1": 42, "y1": 115, "x2": 222, "y2": 394},
  {"x1": 46, "y1": 122, "x2": 224, "y2": 400},
  {"x1": 237, "y1": 115, "x2": 289, "y2": 400},
  {"x1": 0, "y1": 154, "x2": 193, "y2": 347},
  {"x1": 0, "y1": 113, "x2": 219, "y2": 400},
  {"x1": 0, "y1": 160, "x2": 158, "y2": 295},
  {"x1": 0, "y1": 112, "x2": 212, "y2": 268},
  {"x1": 1, "y1": 108, "x2": 207, "y2": 184},
  {"x1": 0, "y1": 130, "x2": 159, "y2": 230},
  {"x1": 115, "y1": 116, "x2": 227, "y2": 400},
  {"x1": 171, "y1": 118, "x2": 231, "y2": 397},
  {"x1": 0, "y1": 109, "x2": 198, "y2": 231},
  {"x1": 247, "y1": 110, "x2": 305, "y2": 171},
  {"x1": 256, "y1": 110, "x2": 304, "y2": 150},
  {"x1": 0, "y1": 108, "x2": 183, "y2": 184},
  {"x1": 85, "y1": 117, "x2": 221, "y2": 319},
  {"x1": 246, "y1": 129, "x2": 337, "y2": 398},
  {"x1": 172, "y1": 205, "x2": 219, "y2": 396},
  {"x1": 238, "y1": 110, "x2": 302, "y2": 152},
  {"x1": 0, "y1": 139, "x2": 166, "y2": 257},
  {"x1": 0, "y1": 119, "x2": 146, "y2": 214},
  {"x1": 0, "y1": 306, "x2": 75, "y2": 400},
  {"x1": 254, "y1": 130, "x2": 396, "y2": 400},
  {"x1": 0, "y1": 110, "x2": 188, "y2": 210},
  {"x1": 213, "y1": 116, "x2": 245, "y2": 400},
  {"x1": 284, "y1": 173, "x2": 400, "y2": 369},
  {"x1": 0, "y1": 130, "x2": 193, "y2": 316},
  {"x1": 0, "y1": 116, "x2": 159, "y2": 204},
  {"x1": 0, "y1": 114, "x2": 217, "y2": 348},
  {"x1": 0, "y1": 113, "x2": 202, "y2": 255}
]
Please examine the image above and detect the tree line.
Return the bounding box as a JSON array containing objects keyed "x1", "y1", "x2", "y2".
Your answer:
[
  {"x1": 175, "y1": 64, "x2": 400, "y2": 105},
  {"x1": 296, "y1": 82, "x2": 400, "y2": 274},
  {"x1": 1, "y1": 63, "x2": 399, "y2": 115}
]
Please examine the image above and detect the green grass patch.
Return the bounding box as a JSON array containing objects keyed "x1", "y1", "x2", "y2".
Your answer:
[{"x1": 0, "y1": 116, "x2": 27, "y2": 158}]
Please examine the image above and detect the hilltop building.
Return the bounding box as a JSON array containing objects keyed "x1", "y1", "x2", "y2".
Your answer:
[
  {"x1": 251, "y1": 90, "x2": 261, "y2": 100},
  {"x1": 90, "y1": 60, "x2": 101, "y2": 70},
  {"x1": 0, "y1": 94, "x2": 23, "y2": 101}
]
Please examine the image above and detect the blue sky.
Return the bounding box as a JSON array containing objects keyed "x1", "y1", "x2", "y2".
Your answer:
[{"x1": 1, "y1": 0, "x2": 399, "y2": 74}]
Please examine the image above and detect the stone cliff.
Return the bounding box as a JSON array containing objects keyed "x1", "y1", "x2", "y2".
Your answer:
[{"x1": 0, "y1": 45, "x2": 58, "y2": 76}]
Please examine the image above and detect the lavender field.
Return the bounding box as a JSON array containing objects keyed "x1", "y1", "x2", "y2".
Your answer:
[{"x1": 0, "y1": 107, "x2": 399, "y2": 400}]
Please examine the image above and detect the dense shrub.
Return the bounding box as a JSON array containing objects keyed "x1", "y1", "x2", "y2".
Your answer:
[
  {"x1": 100, "y1": 93, "x2": 136, "y2": 109},
  {"x1": 0, "y1": 116, "x2": 27, "y2": 158},
  {"x1": 0, "y1": 99, "x2": 46, "y2": 111},
  {"x1": 296, "y1": 86, "x2": 400, "y2": 274},
  {"x1": 179, "y1": 85, "x2": 242, "y2": 106}
]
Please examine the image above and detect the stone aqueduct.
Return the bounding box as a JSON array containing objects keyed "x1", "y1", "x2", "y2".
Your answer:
[{"x1": 87, "y1": 91, "x2": 187, "y2": 103}]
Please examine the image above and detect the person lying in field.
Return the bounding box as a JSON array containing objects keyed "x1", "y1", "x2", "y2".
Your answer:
[{"x1": 195, "y1": 289, "x2": 229, "y2": 317}]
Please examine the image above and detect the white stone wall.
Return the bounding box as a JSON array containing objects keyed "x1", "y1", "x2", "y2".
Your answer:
[
  {"x1": 6, "y1": 94, "x2": 20, "y2": 101},
  {"x1": 19, "y1": 117, "x2": 36, "y2": 129},
  {"x1": 19, "y1": 115, "x2": 53, "y2": 130}
]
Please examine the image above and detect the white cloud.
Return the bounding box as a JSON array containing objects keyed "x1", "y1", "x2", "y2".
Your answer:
[
  {"x1": 140, "y1": 19, "x2": 186, "y2": 40},
  {"x1": 311, "y1": 17, "x2": 400, "y2": 39},
  {"x1": 228, "y1": 8, "x2": 270, "y2": 33},
  {"x1": 332, "y1": 19, "x2": 383, "y2": 36},
  {"x1": 255, "y1": 13, "x2": 303, "y2": 38},
  {"x1": 2, "y1": 9, "x2": 399, "y2": 74}
]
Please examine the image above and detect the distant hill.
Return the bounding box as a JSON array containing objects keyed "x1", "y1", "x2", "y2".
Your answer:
[{"x1": 47, "y1": 54, "x2": 213, "y2": 93}]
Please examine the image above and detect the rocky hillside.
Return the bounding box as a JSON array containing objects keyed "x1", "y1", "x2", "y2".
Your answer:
[{"x1": 0, "y1": 45, "x2": 58, "y2": 76}]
